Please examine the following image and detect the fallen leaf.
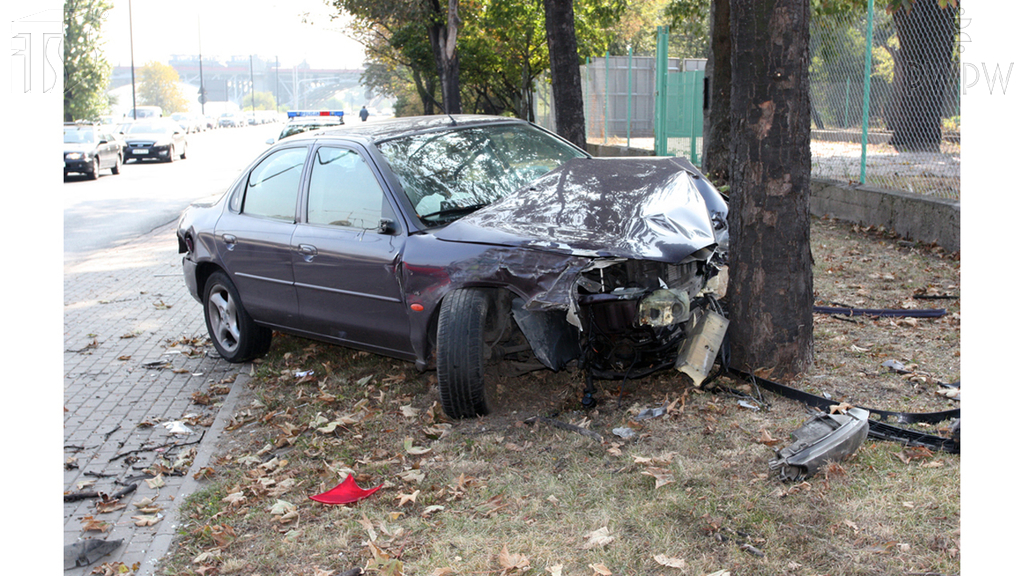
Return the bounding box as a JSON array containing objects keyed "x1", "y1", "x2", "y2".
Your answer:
[
  {"x1": 546, "y1": 565, "x2": 563, "y2": 576},
  {"x1": 400, "y1": 405, "x2": 420, "y2": 418},
  {"x1": 396, "y1": 490, "x2": 420, "y2": 507},
  {"x1": 81, "y1": 516, "x2": 110, "y2": 532},
  {"x1": 654, "y1": 554, "x2": 686, "y2": 569},
  {"x1": 583, "y1": 526, "x2": 615, "y2": 549},
  {"x1": 498, "y1": 544, "x2": 530, "y2": 572},
  {"x1": 641, "y1": 467, "x2": 675, "y2": 489},
  {"x1": 132, "y1": 514, "x2": 162, "y2": 526},
  {"x1": 404, "y1": 437, "x2": 431, "y2": 455},
  {"x1": 589, "y1": 564, "x2": 612, "y2": 576},
  {"x1": 145, "y1": 474, "x2": 165, "y2": 489}
]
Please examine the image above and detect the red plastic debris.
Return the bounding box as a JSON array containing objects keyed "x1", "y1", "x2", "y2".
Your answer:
[{"x1": 309, "y1": 475, "x2": 383, "y2": 505}]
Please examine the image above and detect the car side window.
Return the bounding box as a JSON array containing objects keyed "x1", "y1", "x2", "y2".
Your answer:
[
  {"x1": 306, "y1": 147, "x2": 385, "y2": 230},
  {"x1": 241, "y1": 147, "x2": 307, "y2": 222}
]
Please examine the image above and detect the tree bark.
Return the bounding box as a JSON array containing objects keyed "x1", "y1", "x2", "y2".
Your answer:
[
  {"x1": 702, "y1": 0, "x2": 731, "y2": 184},
  {"x1": 889, "y1": 1, "x2": 956, "y2": 152},
  {"x1": 543, "y1": 0, "x2": 587, "y2": 149},
  {"x1": 427, "y1": 0, "x2": 462, "y2": 114},
  {"x1": 727, "y1": 0, "x2": 814, "y2": 378}
]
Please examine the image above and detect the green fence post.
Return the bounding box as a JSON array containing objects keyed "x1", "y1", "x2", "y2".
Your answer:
[
  {"x1": 627, "y1": 46, "x2": 633, "y2": 148},
  {"x1": 860, "y1": 0, "x2": 875, "y2": 185},
  {"x1": 604, "y1": 51, "x2": 610, "y2": 144},
  {"x1": 655, "y1": 27, "x2": 668, "y2": 156}
]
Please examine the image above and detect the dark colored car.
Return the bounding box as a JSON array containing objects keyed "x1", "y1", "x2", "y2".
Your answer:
[
  {"x1": 177, "y1": 115, "x2": 730, "y2": 419},
  {"x1": 64, "y1": 123, "x2": 122, "y2": 179},
  {"x1": 123, "y1": 119, "x2": 188, "y2": 162}
]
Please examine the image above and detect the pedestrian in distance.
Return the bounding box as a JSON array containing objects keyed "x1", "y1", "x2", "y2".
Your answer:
[{"x1": 359, "y1": 106, "x2": 369, "y2": 122}]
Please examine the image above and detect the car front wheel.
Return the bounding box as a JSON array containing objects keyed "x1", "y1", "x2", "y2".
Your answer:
[
  {"x1": 436, "y1": 288, "x2": 504, "y2": 419},
  {"x1": 203, "y1": 271, "x2": 272, "y2": 362},
  {"x1": 88, "y1": 157, "x2": 100, "y2": 180}
]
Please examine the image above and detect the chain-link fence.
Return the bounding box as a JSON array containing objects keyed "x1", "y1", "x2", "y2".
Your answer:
[
  {"x1": 811, "y1": 3, "x2": 960, "y2": 199},
  {"x1": 534, "y1": 4, "x2": 960, "y2": 200}
]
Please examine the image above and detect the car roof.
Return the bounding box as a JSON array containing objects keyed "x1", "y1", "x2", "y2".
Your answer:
[{"x1": 290, "y1": 114, "x2": 530, "y2": 145}]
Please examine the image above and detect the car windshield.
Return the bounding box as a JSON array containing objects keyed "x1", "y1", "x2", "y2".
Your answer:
[
  {"x1": 376, "y1": 123, "x2": 586, "y2": 225},
  {"x1": 64, "y1": 129, "x2": 96, "y2": 144}
]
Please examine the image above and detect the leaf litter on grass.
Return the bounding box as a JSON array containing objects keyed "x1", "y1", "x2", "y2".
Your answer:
[{"x1": 165, "y1": 217, "x2": 959, "y2": 576}]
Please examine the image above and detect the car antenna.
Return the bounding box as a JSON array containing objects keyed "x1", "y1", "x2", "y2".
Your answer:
[{"x1": 447, "y1": 113, "x2": 458, "y2": 126}]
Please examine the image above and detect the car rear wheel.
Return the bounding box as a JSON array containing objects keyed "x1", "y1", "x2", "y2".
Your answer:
[
  {"x1": 111, "y1": 154, "x2": 121, "y2": 175},
  {"x1": 203, "y1": 271, "x2": 272, "y2": 362},
  {"x1": 437, "y1": 288, "x2": 503, "y2": 419}
]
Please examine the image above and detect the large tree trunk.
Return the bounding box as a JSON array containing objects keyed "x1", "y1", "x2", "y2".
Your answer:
[
  {"x1": 702, "y1": 0, "x2": 731, "y2": 184},
  {"x1": 726, "y1": 0, "x2": 814, "y2": 378},
  {"x1": 888, "y1": 1, "x2": 957, "y2": 152},
  {"x1": 427, "y1": 0, "x2": 462, "y2": 114},
  {"x1": 543, "y1": 0, "x2": 587, "y2": 149}
]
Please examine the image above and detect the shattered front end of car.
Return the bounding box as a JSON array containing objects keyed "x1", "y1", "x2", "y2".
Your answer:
[{"x1": 438, "y1": 156, "x2": 730, "y2": 390}]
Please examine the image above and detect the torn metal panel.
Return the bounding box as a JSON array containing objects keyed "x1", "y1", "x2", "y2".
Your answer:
[
  {"x1": 435, "y1": 157, "x2": 726, "y2": 264},
  {"x1": 769, "y1": 407, "x2": 870, "y2": 481}
]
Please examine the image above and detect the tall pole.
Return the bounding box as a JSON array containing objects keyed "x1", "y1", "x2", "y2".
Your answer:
[
  {"x1": 249, "y1": 55, "x2": 256, "y2": 115},
  {"x1": 198, "y1": 16, "x2": 205, "y2": 115},
  {"x1": 129, "y1": 0, "x2": 137, "y2": 119},
  {"x1": 275, "y1": 56, "x2": 280, "y2": 112},
  {"x1": 860, "y1": 0, "x2": 875, "y2": 185}
]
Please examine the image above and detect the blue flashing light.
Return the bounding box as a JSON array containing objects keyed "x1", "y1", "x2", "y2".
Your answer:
[{"x1": 287, "y1": 110, "x2": 345, "y2": 118}]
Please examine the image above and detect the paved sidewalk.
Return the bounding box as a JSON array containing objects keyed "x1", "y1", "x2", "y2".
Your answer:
[{"x1": 63, "y1": 222, "x2": 248, "y2": 575}]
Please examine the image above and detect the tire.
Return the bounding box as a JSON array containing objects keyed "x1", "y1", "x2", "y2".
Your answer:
[
  {"x1": 111, "y1": 154, "x2": 121, "y2": 175},
  {"x1": 437, "y1": 288, "x2": 501, "y2": 419},
  {"x1": 166, "y1": 145, "x2": 175, "y2": 163},
  {"x1": 203, "y1": 271, "x2": 272, "y2": 362},
  {"x1": 88, "y1": 157, "x2": 100, "y2": 180},
  {"x1": 180, "y1": 143, "x2": 187, "y2": 160}
]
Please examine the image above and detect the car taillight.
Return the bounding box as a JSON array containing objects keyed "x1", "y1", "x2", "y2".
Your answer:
[{"x1": 185, "y1": 235, "x2": 194, "y2": 253}]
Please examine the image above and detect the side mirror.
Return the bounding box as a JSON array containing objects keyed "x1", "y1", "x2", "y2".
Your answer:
[
  {"x1": 265, "y1": 138, "x2": 276, "y2": 145},
  {"x1": 377, "y1": 218, "x2": 396, "y2": 235}
]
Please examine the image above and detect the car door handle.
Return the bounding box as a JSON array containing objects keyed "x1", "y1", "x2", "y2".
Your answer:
[
  {"x1": 222, "y1": 234, "x2": 237, "y2": 250},
  {"x1": 298, "y1": 244, "x2": 318, "y2": 261}
]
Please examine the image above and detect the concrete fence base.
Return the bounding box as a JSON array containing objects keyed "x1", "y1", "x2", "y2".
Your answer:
[{"x1": 809, "y1": 179, "x2": 959, "y2": 253}]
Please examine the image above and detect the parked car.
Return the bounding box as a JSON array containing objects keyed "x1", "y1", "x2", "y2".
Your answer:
[
  {"x1": 64, "y1": 123, "x2": 122, "y2": 179},
  {"x1": 218, "y1": 113, "x2": 245, "y2": 128},
  {"x1": 124, "y1": 105, "x2": 163, "y2": 119},
  {"x1": 122, "y1": 119, "x2": 187, "y2": 162},
  {"x1": 171, "y1": 112, "x2": 203, "y2": 133},
  {"x1": 267, "y1": 110, "x2": 345, "y2": 143},
  {"x1": 176, "y1": 115, "x2": 729, "y2": 419}
]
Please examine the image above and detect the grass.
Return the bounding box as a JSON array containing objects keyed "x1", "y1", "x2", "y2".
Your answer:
[{"x1": 162, "y1": 217, "x2": 959, "y2": 576}]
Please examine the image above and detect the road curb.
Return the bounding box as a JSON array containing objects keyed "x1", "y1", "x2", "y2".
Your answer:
[{"x1": 139, "y1": 370, "x2": 252, "y2": 576}]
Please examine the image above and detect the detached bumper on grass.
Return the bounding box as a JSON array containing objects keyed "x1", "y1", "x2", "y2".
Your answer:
[{"x1": 769, "y1": 407, "x2": 870, "y2": 481}]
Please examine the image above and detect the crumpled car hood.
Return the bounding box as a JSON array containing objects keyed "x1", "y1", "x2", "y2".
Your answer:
[{"x1": 433, "y1": 156, "x2": 727, "y2": 263}]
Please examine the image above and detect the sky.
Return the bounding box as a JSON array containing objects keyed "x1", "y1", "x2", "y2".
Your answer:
[{"x1": 101, "y1": 0, "x2": 366, "y2": 70}]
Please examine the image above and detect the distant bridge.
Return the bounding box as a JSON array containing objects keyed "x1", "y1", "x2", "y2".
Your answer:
[{"x1": 109, "y1": 56, "x2": 365, "y2": 109}]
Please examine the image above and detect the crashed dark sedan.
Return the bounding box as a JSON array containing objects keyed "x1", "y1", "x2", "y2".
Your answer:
[{"x1": 177, "y1": 115, "x2": 730, "y2": 419}]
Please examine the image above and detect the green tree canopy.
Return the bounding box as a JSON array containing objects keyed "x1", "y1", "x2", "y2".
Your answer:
[
  {"x1": 138, "y1": 61, "x2": 189, "y2": 114},
  {"x1": 336, "y1": 0, "x2": 624, "y2": 118},
  {"x1": 63, "y1": 0, "x2": 113, "y2": 122},
  {"x1": 240, "y1": 91, "x2": 278, "y2": 111}
]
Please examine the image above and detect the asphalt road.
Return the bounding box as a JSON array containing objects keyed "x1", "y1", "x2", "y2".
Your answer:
[{"x1": 63, "y1": 122, "x2": 282, "y2": 268}]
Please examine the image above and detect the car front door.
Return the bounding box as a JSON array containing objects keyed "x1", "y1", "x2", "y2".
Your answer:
[
  {"x1": 214, "y1": 145, "x2": 309, "y2": 328},
  {"x1": 290, "y1": 144, "x2": 414, "y2": 357}
]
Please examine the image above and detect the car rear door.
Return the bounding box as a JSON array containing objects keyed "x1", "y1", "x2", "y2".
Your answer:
[
  {"x1": 289, "y1": 144, "x2": 414, "y2": 357},
  {"x1": 214, "y1": 145, "x2": 309, "y2": 328}
]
